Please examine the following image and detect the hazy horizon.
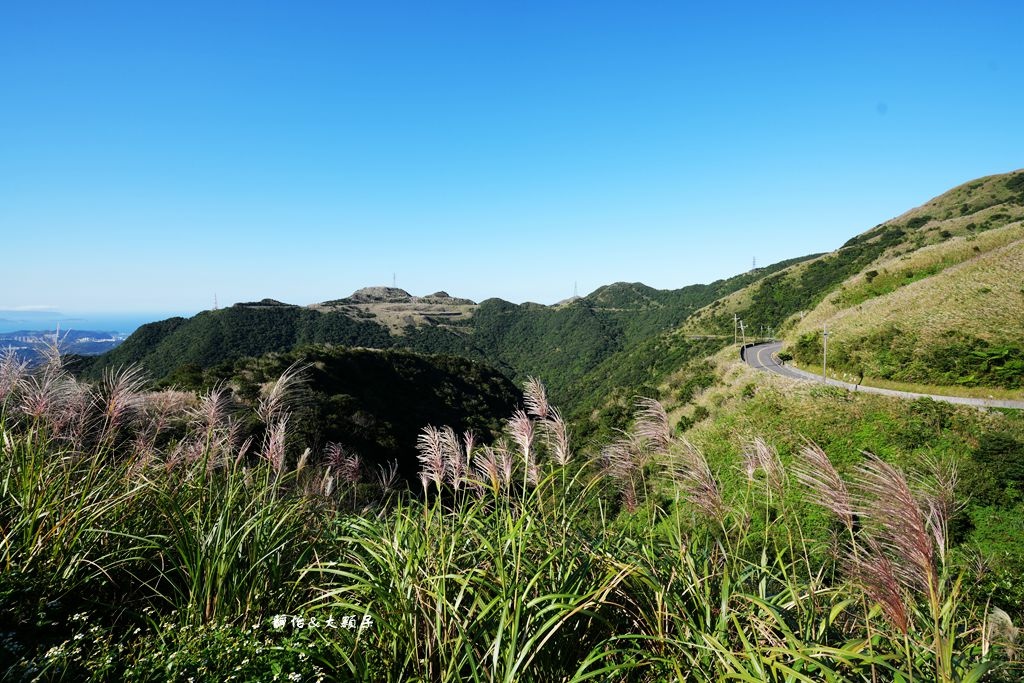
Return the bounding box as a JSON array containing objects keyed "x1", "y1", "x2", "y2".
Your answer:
[{"x1": 0, "y1": 310, "x2": 194, "y2": 335}]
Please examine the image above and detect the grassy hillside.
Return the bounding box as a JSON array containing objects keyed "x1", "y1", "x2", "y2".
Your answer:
[
  {"x1": 790, "y1": 225, "x2": 1024, "y2": 389},
  {"x1": 679, "y1": 170, "x2": 1024, "y2": 391},
  {"x1": 4, "y1": 345, "x2": 1019, "y2": 681},
  {"x1": 661, "y1": 346, "x2": 1024, "y2": 613},
  {"x1": 77, "y1": 257, "x2": 811, "y2": 422},
  {"x1": 785, "y1": 172, "x2": 1024, "y2": 391}
]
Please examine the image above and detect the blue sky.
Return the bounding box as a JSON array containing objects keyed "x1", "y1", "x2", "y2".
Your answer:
[{"x1": 3, "y1": 1, "x2": 1022, "y2": 313}]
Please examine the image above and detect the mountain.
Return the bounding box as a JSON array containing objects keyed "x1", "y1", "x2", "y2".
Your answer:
[
  {"x1": 785, "y1": 172, "x2": 1024, "y2": 389},
  {"x1": 78, "y1": 170, "x2": 1024, "y2": 431},
  {"x1": 675, "y1": 170, "x2": 1024, "y2": 392},
  {"x1": 77, "y1": 258, "x2": 812, "y2": 412}
]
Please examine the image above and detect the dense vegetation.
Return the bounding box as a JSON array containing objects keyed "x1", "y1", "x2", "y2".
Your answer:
[
  {"x1": 166, "y1": 345, "x2": 521, "y2": 480},
  {"x1": 76, "y1": 255, "x2": 814, "y2": 424},
  {"x1": 698, "y1": 223, "x2": 910, "y2": 336},
  {"x1": 791, "y1": 327, "x2": 1024, "y2": 389},
  {"x1": 81, "y1": 304, "x2": 394, "y2": 381},
  {"x1": 11, "y1": 170, "x2": 1023, "y2": 679},
  {"x1": 3, "y1": 353, "x2": 1020, "y2": 681},
  {"x1": 683, "y1": 360, "x2": 1024, "y2": 613}
]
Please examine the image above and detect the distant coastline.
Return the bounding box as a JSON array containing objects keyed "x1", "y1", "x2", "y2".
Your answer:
[{"x1": 0, "y1": 311, "x2": 191, "y2": 336}]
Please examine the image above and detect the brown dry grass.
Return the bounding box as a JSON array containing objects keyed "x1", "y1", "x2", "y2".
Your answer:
[{"x1": 793, "y1": 228, "x2": 1024, "y2": 346}]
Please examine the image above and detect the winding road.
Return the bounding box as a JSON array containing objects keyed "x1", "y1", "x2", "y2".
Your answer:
[{"x1": 743, "y1": 341, "x2": 1024, "y2": 410}]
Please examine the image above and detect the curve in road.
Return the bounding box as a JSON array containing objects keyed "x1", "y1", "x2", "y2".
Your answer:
[{"x1": 743, "y1": 341, "x2": 1024, "y2": 410}]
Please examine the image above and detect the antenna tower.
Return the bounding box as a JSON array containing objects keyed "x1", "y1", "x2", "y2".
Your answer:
[{"x1": 213, "y1": 293, "x2": 219, "y2": 311}]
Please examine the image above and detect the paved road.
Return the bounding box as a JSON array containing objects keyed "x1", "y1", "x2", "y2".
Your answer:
[{"x1": 743, "y1": 341, "x2": 1024, "y2": 410}]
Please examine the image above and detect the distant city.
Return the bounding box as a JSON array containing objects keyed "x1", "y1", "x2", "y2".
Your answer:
[
  {"x1": 0, "y1": 328, "x2": 129, "y2": 364},
  {"x1": 0, "y1": 311, "x2": 193, "y2": 364}
]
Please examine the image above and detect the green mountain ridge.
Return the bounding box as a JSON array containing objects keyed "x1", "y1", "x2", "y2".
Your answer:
[
  {"x1": 80, "y1": 170, "x2": 1024, "y2": 433},
  {"x1": 79, "y1": 255, "x2": 812, "y2": 412}
]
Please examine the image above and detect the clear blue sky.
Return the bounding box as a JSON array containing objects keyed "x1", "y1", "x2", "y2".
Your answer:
[{"x1": 3, "y1": 1, "x2": 1022, "y2": 313}]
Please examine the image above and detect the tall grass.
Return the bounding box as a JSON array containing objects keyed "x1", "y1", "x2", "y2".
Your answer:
[{"x1": 0, "y1": 352, "x2": 1016, "y2": 680}]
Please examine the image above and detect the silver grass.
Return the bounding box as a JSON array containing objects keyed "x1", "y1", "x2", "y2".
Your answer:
[
  {"x1": 473, "y1": 445, "x2": 502, "y2": 491},
  {"x1": 416, "y1": 425, "x2": 446, "y2": 492},
  {"x1": 849, "y1": 538, "x2": 910, "y2": 635},
  {"x1": 742, "y1": 437, "x2": 785, "y2": 496},
  {"x1": 633, "y1": 396, "x2": 672, "y2": 454},
  {"x1": 191, "y1": 386, "x2": 231, "y2": 434},
  {"x1": 665, "y1": 439, "x2": 727, "y2": 522},
  {"x1": 855, "y1": 453, "x2": 936, "y2": 594},
  {"x1": 234, "y1": 435, "x2": 254, "y2": 468},
  {"x1": 547, "y1": 406, "x2": 572, "y2": 467},
  {"x1": 261, "y1": 417, "x2": 289, "y2": 474},
  {"x1": 793, "y1": 439, "x2": 854, "y2": 531},
  {"x1": 296, "y1": 447, "x2": 311, "y2": 475},
  {"x1": 340, "y1": 449, "x2": 361, "y2": 485},
  {"x1": 19, "y1": 363, "x2": 79, "y2": 423},
  {"x1": 440, "y1": 426, "x2": 465, "y2": 491},
  {"x1": 0, "y1": 350, "x2": 29, "y2": 405},
  {"x1": 325, "y1": 442, "x2": 361, "y2": 484},
  {"x1": 507, "y1": 409, "x2": 536, "y2": 484},
  {"x1": 138, "y1": 389, "x2": 192, "y2": 444},
  {"x1": 98, "y1": 364, "x2": 147, "y2": 434},
  {"x1": 915, "y1": 455, "x2": 959, "y2": 564},
  {"x1": 523, "y1": 376, "x2": 550, "y2": 421},
  {"x1": 256, "y1": 361, "x2": 309, "y2": 425},
  {"x1": 602, "y1": 437, "x2": 641, "y2": 512},
  {"x1": 321, "y1": 468, "x2": 335, "y2": 497},
  {"x1": 495, "y1": 438, "x2": 514, "y2": 488}
]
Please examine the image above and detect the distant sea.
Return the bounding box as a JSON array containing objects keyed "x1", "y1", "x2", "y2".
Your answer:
[{"x1": 0, "y1": 311, "x2": 194, "y2": 336}]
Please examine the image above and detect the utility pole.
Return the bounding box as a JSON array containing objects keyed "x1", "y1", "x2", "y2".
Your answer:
[
  {"x1": 734, "y1": 314, "x2": 738, "y2": 346},
  {"x1": 739, "y1": 319, "x2": 746, "y2": 347},
  {"x1": 822, "y1": 323, "x2": 829, "y2": 384}
]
